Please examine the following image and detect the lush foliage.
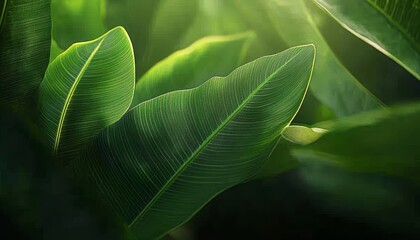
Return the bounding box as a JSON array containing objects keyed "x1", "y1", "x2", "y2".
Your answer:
[{"x1": 1, "y1": 0, "x2": 419, "y2": 239}]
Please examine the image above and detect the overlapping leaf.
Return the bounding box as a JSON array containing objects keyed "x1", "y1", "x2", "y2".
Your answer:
[
  {"x1": 313, "y1": 0, "x2": 420, "y2": 79},
  {"x1": 72, "y1": 45, "x2": 316, "y2": 239},
  {"x1": 38, "y1": 27, "x2": 135, "y2": 161},
  {"x1": 132, "y1": 32, "x2": 254, "y2": 106},
  {"x1": 0, "y1": 0, "x2": 51, "y2": 109},
  {"x1": 236, "y1": 0, "x2": 384, "y2": 117}
]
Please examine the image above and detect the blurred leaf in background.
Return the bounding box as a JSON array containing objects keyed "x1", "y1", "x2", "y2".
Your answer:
[
  {"x1": 132, "y1": 32, "x2": 254, "y2": 106},
  {"x1": 52, "y1": 0, "x2": 106, "y2": 49},
  {"x1": 106, "y1": 0, "x2": 198, "y2": 77}
]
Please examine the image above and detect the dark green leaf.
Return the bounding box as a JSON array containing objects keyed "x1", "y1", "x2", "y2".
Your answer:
[{"x1": 0, "y1": 0, "x2": 51, "y2": 109}]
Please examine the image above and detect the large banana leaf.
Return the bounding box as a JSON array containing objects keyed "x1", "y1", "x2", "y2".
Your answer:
[
  {"x1": 0, "y1": 0, "x2": 51, "y2": 109},
  {"x1": 313, "y1": 0, "x2": 420, "y2": 79},
  {"x1": 52, "y1": 0, "x2": 106, "y2": 49},
  {"x1": 236, "y1": 0, "x2": 384, "y2": 117},
  {"x1": 132, "y1": 32, "x2": 254, "y2": 106},
  {"x1": 72, "y1": 45, "x2": 316, "y2": 239},
  {"x1": 38, "y1": 27, "x2": 135, "y2": 161}
]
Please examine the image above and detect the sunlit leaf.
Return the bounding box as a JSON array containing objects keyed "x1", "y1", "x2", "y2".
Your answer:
[
  {"x1": 38, "y1": 27, "x2": 135, "y2": 161},
  {"x1": 313, "y1": 0, "x2": 420, "y2": 79},
  {"x1": 282, "y1": 125, "x2": 327, "y2": 145},
  {"x1": 0, "y1": 0, "x2": 51, "y2": 109},
  {"x1": 132, "y1": 32, "x2": 255, "y2": 106},
  {"x1": 72, "y1": 45, "x2": 316, "y2": 239}
]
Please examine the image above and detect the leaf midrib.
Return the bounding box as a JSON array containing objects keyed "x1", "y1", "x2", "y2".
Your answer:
[
  {"x1": 129, "y1": 47, "x2": 305, "y2": 227},
  {"x1": 0, "y1": 0, "x2": 7, "y2": 30},
  {"x1": 53, "y1": 39, "x2": 105, "y2": 154}
]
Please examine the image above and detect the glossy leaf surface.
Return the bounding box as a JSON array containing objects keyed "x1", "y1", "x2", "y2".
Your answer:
[
  {"x1": 72, "y1": 45, "x2": 316, "y2": 239},
  {"x1": 38, "y1": 27, "x2": 135, "y2": 161}
]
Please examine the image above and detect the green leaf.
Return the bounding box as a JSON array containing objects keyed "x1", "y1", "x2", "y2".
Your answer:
[
  {"x1": 237, "y1": 0, "x2": 384, "y2": 117},
  {"x1": 71, "y1": 45, "x2": 316, "y2": 239},
  {"x1": 313, "y1": 0, "x2": 420, "y2": 79},
  {"x1": 52, "y1": 0, "x2": 106, "y2": 49},
  {"x1": 293, "y1": 103, "x2": 420, "y2": 183},
  {"x1": 132, "y1": 32, "x2": 255, "y2": 106},
  {"x1": 0, "y1": 0, "x2": 51, "y2": 109},
  {"x1": 38, "y1": 27, "x2": 135, "y2": 161}
]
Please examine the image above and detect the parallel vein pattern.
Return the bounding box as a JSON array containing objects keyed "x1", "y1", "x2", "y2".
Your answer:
[
  {"x1": 314, "y1": 0, "x2": 420, "y2": 79},
  {"x1": 72, "y1": 45, "x2": 315, "y2": 239},
  {"x1": 0, "y1": 0, "x2": 51, "y2": 109},
  {"x1": 368, "y1": 0, "x2": 420, "y2": 46},
  {"x1": 38, "y1": 27, "x2": 135, "y2": 161}
]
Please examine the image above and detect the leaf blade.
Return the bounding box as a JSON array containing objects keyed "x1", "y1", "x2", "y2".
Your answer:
[
  {"x1": 38, "y1": 26, "x2": 135, "y2": 161},
  {"x1": 72, "y1": 45, "x2": 316, "y2": 239}
]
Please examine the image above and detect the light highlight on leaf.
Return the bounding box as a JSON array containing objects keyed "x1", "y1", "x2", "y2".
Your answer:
[{"x1": 38, "y1": 27, "x2": 135, "y2": 161}]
